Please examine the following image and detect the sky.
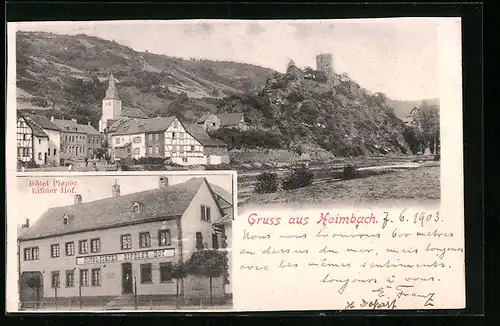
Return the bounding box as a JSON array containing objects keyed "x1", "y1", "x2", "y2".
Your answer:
[
  {"x1": 13, "y1": 18, "x2": 442, "y2": 101},
  {"x1": 15, "y1": 174, "x2": 233, "y2": 226}
]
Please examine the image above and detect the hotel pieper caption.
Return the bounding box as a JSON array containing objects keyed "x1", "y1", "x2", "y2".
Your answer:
[{"x1": 17, "y1": 176, "x2": 233, "y2": 309}]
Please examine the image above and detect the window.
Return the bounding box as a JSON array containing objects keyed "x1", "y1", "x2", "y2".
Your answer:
[
  {"x1": 148, "y1": 134, "x2": 153, "y2": 141},
  {"x1": 132, "y1": 203, "x2": 140, "y2": 213},
  {"x1": 140, "y1": 264, "x2": 152, "y2": 284},
  {"x1": 79, "y1": 240, "x2": 89, "y2": 254},
  {"x1": 173, "y1": 120, "x2": 179, "y2": 128},
  {"x1": 158, "y1": 230, "x2": 171, "y2": 246},
  {"x1": 134, "y1": 148, "x2": 140, "y2": 155},
  {"x1": 80, "y1": 269, "x2": 89, "y2": 286},
  {"x1": 38, "y1": 152, "x2": 42, "y2": 160},
  {"x1": 133, "y1": 136, "x2": 142, "y2": 143},
  {"x1": 148, "y1": 146, "x2": 152, "y2": 155},
  {"x1": 155, "y1": 146, "x2": 159, "y2": 154},
  {"x1": 212, "y1": 234, "x2": 219, "y2": 249},
  {"x1": 195, "y1": 232, "x2": 204, "y2": 250},
  {"x1": 23, "y1": 247, "x2": 39, "y2": 261},
  {"x1": 116, "y1": 138, "x2": 120, "y2": 144},
  {"x1": 159, "y1": 263, "x2": 174, "y2": 283},
  {"x1": 182, "y1": 157, "x2": 188, "y2": 163},
  {"x1": 63, "y1": 216, "x2": 69, "y2": 225},
  {"x1": 190, "y1": 145, "x2": 195, "y2": 152},
  {"x1": 51, "y1": 244, "x2": 60, "y2": 258},
  {"x1": 66, "y1": 270, "x2": 75, "y2": 287},
  {"x1": 171, "y1": 132, "x2": 175, "y2": 139},
  {"x1": 139, "y1": 232, "x2": 151, "y2": 248},
  {"x1": 39, "y1": 139, "x2": 42, "y2": 144},
  {"x1": 91, "y1": 268, "x2": 101, "y2": 286},
  {"x1": 65, "y1": 242, "x2": 75, "y2": 256},
  {"x1": 23, "y1": 134, "x2": 27, "y2": 140},
  {"x1": 51, "y1": 271, "x2": 60, "y2": 288},
  {"x1": 155, "y1": 134, "x2": 159, "y2": 141},
  {"x1": 90, "y1": 238, "x2": 101, "y2": 253},
  {"x1": 121, "y1": 234, "x2": 132, "y2": 250},
  {"x1": 201, "y1": 205, "x2": 211, "y2": 221}
]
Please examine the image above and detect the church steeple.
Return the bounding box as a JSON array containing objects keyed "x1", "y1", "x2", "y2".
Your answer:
[
  {"x1": 99, "y1": 72, "x2": 122, "y2": 133},
  {"x1": 105, "y1": 73, "x2": 120, "y2": 100}
]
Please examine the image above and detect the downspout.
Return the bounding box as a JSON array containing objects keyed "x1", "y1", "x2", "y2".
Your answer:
[
  {"x1": 176, "y1": 216, "x2": 184, "y2": 296},
  {"x1": 17, "y1": 239, "x2": 21, "y2": 308}
]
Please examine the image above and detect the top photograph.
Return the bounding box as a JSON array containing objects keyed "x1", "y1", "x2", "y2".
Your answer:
[{"x1": 11, "y1": 19, "x2": 442, "y2": 206}]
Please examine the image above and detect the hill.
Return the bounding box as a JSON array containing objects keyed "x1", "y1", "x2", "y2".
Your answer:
[
  {"x1": 209, "y1": 65, "x2": 412, "y2": 157},
  {"x1": 15, "y1": 31, "x2": 275, "y2": 124},
  {"x1": 386, "y1": 98, "x2": 440, "y2": 120}
]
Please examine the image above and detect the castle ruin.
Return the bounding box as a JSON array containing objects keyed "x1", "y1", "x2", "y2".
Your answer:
[{"x1": 316, "y1": 53, "x2": 333, "y2": 77}]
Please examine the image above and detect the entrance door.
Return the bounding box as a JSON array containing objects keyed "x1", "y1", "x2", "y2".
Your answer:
[
  {"x1": 122, "y1": 263, "x2": 133, "y2": 294},
  {"x1": 44, "y1": 153, "x2": 47, "y2": 165}
]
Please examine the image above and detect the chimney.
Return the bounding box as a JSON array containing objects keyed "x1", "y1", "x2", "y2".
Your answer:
[
  {"x1": 74, "y1": 194, "x2": 82, "y2": 204},
  {"x1": 50, "y1": 116, "x2": 54, "y2": 122},
  {"x1": 71, "y1": 118, "x2": 77, "y2": 123},
  {"x1": 112, "y1": 179, "x2": 121, "y2": 197},
  {"x1": 88, "y1": 121, "x2": 91, "y2": 126},
  {"x1": 25, "y1": 219, "x2": 30, "y2": 228},
  {"x1": 159, "y1": 176, "x2": 169, "y2": 189}
]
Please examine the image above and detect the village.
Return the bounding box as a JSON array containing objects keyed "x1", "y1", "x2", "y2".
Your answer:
[{"x1": 17, "y1": 52, "x2": 440, "y2": 208}]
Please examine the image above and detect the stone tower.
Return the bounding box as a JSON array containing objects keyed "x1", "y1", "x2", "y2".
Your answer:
[
  {"x1": 99, "y1": 72, "x2": 122, "y2": 133},
  {"x1": 316, "y1": 54, "x2": 333, "y2": 77}
]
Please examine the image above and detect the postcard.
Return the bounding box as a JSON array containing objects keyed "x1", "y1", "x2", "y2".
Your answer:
[{"x1": 6, "y1": 18, "x2": 464, "y2": 312}]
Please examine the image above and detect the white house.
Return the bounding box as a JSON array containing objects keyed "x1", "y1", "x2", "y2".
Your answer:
[{"x1": 25, "y1": 114, "x2": 62, "y2": 166}]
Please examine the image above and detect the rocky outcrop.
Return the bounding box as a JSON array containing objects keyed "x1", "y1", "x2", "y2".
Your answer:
[{"x1": 218, "y1": 64, "x2": 411, "y2": 157}]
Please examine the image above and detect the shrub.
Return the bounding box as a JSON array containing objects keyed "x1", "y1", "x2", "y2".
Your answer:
[
  {"x1": 434, "y1": 153, "x2": 441, "y2": 161},
  {"x1": 282, "y1": 165, "x2": 314, "y2": 190},
  {"x1": 254, "y1": 172, "x2": 279, "y2": 194},
  {"x1": 342, "y1": 164, "x2": 358, "y2": 180},
  {"x1": 132, "y1": 157, "x2": 165, "y2": 165}
]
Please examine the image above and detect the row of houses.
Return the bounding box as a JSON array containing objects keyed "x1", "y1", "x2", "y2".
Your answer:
[
  {"x1": 17, "y1": 73, "x2": 249, "y2": 167},
  {"x1": 16, "y1": 114, "x2": 101, "y2": 166},
  {"x1": 17, "y1": 176, "x2": 233, "y2": 306}
]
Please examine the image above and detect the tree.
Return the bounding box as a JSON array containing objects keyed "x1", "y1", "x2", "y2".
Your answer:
[
  {"x1": 412, "y1": 102, "x2": 440, "y2": 154},
  {"x1": 162, "y1": 262, "x2": 187, "y2": 308},
  {"x1": 185, "y1": 249, "x2": 228, "y2": 305}
]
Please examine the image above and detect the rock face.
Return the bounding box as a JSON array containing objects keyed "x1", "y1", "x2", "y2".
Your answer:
[{"x1": 218, "y1": 64, "x2": 411, "y2": 157}]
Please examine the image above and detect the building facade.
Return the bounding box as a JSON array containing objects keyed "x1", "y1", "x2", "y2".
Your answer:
[
  {"x1": 18, "y1": 177, "x2": 231, "y2": 306},
  {"x1": 78, "y1": 123, "x2": 102, "y2": 159},
  {"x1": 53, "y1": 119, "x2": 89, "y2": 163},
  {"x1": 17, "y1": 116, "x2": 34, "y2": 163},
  {"x1": 17, "y1": 115, "x2": 52, "y2": 166},
  {"x1": 25, "y1": 115, "x2": 62, "y2": 166},
  {"x1": 111, "y1": 117, "x2": 227, "y2": 165}
]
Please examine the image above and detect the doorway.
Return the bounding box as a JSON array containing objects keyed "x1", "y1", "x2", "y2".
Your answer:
[{"x1": 121, "y1": 263, "x2": 133, "y2": 294}]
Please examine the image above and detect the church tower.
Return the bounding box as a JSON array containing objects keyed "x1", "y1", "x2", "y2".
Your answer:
[{"x1": 99, "y1": 73, "x2": 122, "y2": 133}]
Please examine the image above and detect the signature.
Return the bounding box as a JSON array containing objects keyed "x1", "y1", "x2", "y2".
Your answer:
[{"x1": 344, "y1": 298, "x2": 398, "y2": 310}]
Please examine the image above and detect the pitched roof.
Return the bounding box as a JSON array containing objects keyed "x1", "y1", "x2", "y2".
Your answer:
[
  {"x1": 52, "y1": 119, "x2": 87, "y2": 134},
  {"x1": 183, "y1": 123, "x2": 226, "y2": 147},
  {"x1": 208, "y1": 183, "x2": 233, "y2": 207},
  {"x1": 213, "y1": 212, "x2": 233, "y2": 226},
  {"x1": 18, "y1": 178, "x2": 210, "y2": 241},
  {"x1": 22, "y1": 116, "x2": 48, "y2": 138},
  {"x1": 216, "y1": 113, "x2": 244, "y2": 126},
  {"x1": 122, "y1": 107, "x2": 149, "y2": 119},
  {"x1": 78, "y1": 123, "x2": 100, "y2": 136},
  {"x1": 113, "y1": 116, "x2": 177, "y2": 136},
  {"x1": 25, "y1": 114, "x2": 61, "y2": 131},
  {"x1": 196, "y1": 112, "x2": 216, "y2": 123},
  {"x1": 104, "y1": 73, "x2": 120, "y2": 100}
]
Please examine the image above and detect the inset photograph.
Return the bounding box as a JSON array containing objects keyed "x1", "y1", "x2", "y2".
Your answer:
[{"x1": 15, "y1": 172, "x2": 234, "y2": 311}]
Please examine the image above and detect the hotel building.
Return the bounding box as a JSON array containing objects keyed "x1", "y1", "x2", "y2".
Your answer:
[{"x1": 18, "y1": 177, "x2": 232, "y2": 308}]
